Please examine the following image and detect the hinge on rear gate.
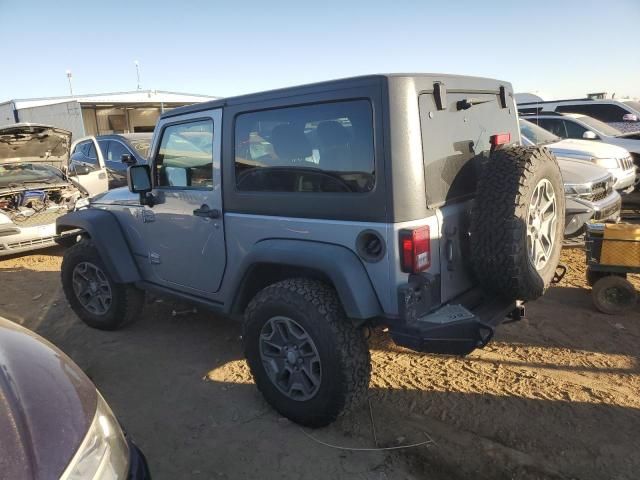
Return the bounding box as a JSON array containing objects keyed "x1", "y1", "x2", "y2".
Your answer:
[
  {"x1": 499, "y1": 85, "x2": 508, "y2": 108},
  {"x1": 149, "y1": 252, "x2": 161, "y2": 264},
  {"x1": 433, "y1": 82, "x2": 447, "y2": 111}
]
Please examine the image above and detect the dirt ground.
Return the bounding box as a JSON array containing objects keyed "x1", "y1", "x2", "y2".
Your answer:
[{"x1": 0, "y1": 246, "x2": 639, "y2": 480}]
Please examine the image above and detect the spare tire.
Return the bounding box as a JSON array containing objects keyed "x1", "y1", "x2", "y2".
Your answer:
[{"x1": 470, "y1": 146, "x2": 565, "y2": 301}]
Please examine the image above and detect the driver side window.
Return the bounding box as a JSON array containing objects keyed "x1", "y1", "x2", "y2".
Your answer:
[
  {"x1": 71, "y1": 141, "x2": 98, "y2": 171},
  {"x1": 537, "y1": 119, "x2": 566, "y2": 138},
  {"x1": 155, "y1": 120, "x2": 214, "y2": 189},
  {"x1": 563, "y1": 120, "x2": 588, "y2": 139}
]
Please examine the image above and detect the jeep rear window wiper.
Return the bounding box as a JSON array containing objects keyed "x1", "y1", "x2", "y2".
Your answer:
[{"x1": 456, "y1": 98, "x2": 494, "y2": 111}]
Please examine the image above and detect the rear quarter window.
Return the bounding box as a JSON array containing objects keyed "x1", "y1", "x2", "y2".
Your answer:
[{"x1": 234, "y1": 100, "x2": 375, "y2": 194}]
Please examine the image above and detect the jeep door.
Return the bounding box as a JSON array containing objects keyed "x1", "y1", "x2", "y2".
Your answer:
[
  {"x1": 137, "y1": 109, "x2": 225, "y2": 295},
  {"x1": 68, "y1": 137, "x2": 109, "y2": 195},
  {"x1": 100, "y1": 139, "x2": 134, "y2": 189}
]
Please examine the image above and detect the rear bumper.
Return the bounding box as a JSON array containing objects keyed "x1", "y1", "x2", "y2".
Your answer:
[{"x1": 386, "y1": 278, "x2": 519, "y2": 355}]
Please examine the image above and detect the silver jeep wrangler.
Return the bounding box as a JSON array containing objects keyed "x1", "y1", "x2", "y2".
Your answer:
[{"x1": 58, "y1": 74, "x2": 565, "y2": 427}]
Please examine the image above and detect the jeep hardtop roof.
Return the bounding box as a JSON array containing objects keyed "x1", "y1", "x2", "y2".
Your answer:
[{"x1": 161, "y1": 73, "x2": 512, "y2": 119}]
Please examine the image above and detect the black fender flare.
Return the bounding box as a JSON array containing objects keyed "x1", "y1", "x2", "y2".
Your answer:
[
  {"x1": 231, "y1": 239, "x2": 383, "y2": 320},
  {"x1": 56, "y1": 210, "x2": 140, "y2": 283}
]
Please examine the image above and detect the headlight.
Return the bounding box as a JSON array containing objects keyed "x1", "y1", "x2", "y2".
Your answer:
[
  {"x1": 60, "y1": 393, "x2": 129, "y2": 480},
  {"x1": 564, "y1": 183, "x2": 592, "y2": 196},
  {"x1": 592, "y1": 157, "x2": 619, "y2": 169},
  {"x1": 74, "y1": 197, "x2": 91, "y2": 210}
]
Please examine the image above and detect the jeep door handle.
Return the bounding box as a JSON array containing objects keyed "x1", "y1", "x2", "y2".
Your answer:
[{"x1": 193, "y1": 204, "x2": 220, "y2": 219}]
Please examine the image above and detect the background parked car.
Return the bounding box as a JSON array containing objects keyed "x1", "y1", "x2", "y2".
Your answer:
[
  {"x1": 555, "y1": 158, "x2": 620, "y2": 237},
  {"x1": 517, "y1": 98, "x2": 640, "y2": 133},
  {"x1": 0, "y1": 123, "x2": 93, "y2": 256},
  {"x1": 0, "y1": 316, "x2": 150, "y2": 479},
  {"x1": 520, "y1": 118, "x2": 636, "y2": 192},
  {"x1": 522, "y1": 112, "x2": 640, "y2": 169},
  {"x1": 70, "y1": 133, "x2": 151, "y2": 190}
]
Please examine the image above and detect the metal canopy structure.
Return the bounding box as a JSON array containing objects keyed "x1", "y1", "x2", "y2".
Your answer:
[{"x1": 0, "y1": 90, "x2": 217, "y2": 139}]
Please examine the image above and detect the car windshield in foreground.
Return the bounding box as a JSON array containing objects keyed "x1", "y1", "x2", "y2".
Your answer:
[
  {"x1": 129, "y1": 139, "x2": 151, "y2": 158},
  {"x1": 577, "y1": 116, "x2": 623, "y2": 136},
  {"x1": 520, "y1": 119, "x2": 559, "y2": 145},
  {"x1": 622, "y1": 101, "x2": 640, "y2": 113},
  {"x1": 0, "y1": 163, "x2": 64, "y2": 189}
]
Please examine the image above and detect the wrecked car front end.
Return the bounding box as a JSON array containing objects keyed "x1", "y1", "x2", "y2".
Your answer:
[{"x1": 0, "y1": 124, "x2": 86, "y2": 256}]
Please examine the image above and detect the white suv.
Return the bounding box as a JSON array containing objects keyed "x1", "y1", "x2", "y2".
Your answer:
[
  {"x1": 523, "y1": 112, "x2": 640, "y2": 175},
  {"x1": 520, "y1": 119, "x2": 636, "y2": 192}
]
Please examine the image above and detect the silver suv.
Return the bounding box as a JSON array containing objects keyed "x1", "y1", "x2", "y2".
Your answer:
[{"x1": 57, "y1": 74, "x2": 565, "y2": 427}]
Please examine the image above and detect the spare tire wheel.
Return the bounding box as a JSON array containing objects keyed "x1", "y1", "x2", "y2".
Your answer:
[{"x1": 470, "y1": 146, "x2": 565, "y2": 301}]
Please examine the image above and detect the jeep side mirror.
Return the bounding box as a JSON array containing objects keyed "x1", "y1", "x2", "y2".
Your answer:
[
  {"x1": 127, "y1": 164, "x2": 153, "y2": 204},
  {"x1": 121, "y1": 153, "x2": 137, "y2": 166},
  {"x1": 582, "y1": 130, "x2": 597, "y2": 140}
]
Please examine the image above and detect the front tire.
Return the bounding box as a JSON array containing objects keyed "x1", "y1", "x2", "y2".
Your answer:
[
  {"x1": 243, "y1": 278, "x2": 371, "y2": 427},
  {"x1": 61, "y1": 240, "x2": 145, "y2": 330}
]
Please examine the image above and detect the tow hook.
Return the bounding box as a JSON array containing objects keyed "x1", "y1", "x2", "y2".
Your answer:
[
  {"x1": 504, "y1": 301, "x2": 525, "y2": 325},
  {"x1": 552, "y1": 264, "x2": 567, "y2": 284}
]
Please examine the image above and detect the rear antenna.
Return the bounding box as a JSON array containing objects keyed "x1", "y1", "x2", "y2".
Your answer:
[{"x1": 134, "y1": 60, "x2": 142, "y2": 90}]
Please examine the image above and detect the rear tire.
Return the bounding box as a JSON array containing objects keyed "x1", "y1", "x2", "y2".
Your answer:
[
  {"x1": 61, "y1": 240, "x2": 145, "y2": 330},
  {"x1": 471, "y1": 146, "x2": 565, "y2": 301},
  {"x1": 592, "y1": 276, "x2": 637, "y2": 315},
  {"x1": 243, "y1": 278, "x2": 371, "y2": 427}
]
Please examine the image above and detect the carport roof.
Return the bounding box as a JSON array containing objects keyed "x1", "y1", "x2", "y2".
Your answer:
[{"x1": 1, "y1": 90, "x2": 218, "y2": 109}]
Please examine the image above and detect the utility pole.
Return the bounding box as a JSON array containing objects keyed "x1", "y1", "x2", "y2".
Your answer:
[
  {"x1": 134, "y1": 60, "x2": 141, "y2": 90},
  {"x1": 65, "y1": 70, "x2": 74, "y2": 96}
]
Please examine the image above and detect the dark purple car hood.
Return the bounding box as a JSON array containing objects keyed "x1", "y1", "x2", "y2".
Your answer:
[{"x1": 0, "y1": 318, "x2": 97, "y2": 479}]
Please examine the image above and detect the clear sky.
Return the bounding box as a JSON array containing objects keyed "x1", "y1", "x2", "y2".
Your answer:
[{"x1": 1, "y1": 0, "x2": 638, "y2": 101}]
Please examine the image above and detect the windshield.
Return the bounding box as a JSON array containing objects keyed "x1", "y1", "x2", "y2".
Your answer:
[
  {"x1": 577, "y1": 116, "x2": 622, "y2": 136},
  {"x1": 520, "y1": 119, "x2": 559, "y2": 145},
  {"x1": 0, "y1": 163, "x2": 65, "y2": 189},
  {"x1": 623, "y1": 101, "x2": 640, "y2": 113},
  {"x1": 129, "y1": 139, "x2": 151, "y2": 158}
]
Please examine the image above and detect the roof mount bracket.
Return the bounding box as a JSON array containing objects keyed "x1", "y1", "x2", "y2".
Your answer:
[{"x1": 433, "y1": 82, "x2": 447, "y2": 111}]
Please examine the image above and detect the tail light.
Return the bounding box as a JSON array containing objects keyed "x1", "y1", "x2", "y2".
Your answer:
[
  {"x1": 399, "y1": 226, "x2": 431, "y2": 273},
  {"x1": 490, "y1": 133, "x2": 511, "y2": 147}
]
